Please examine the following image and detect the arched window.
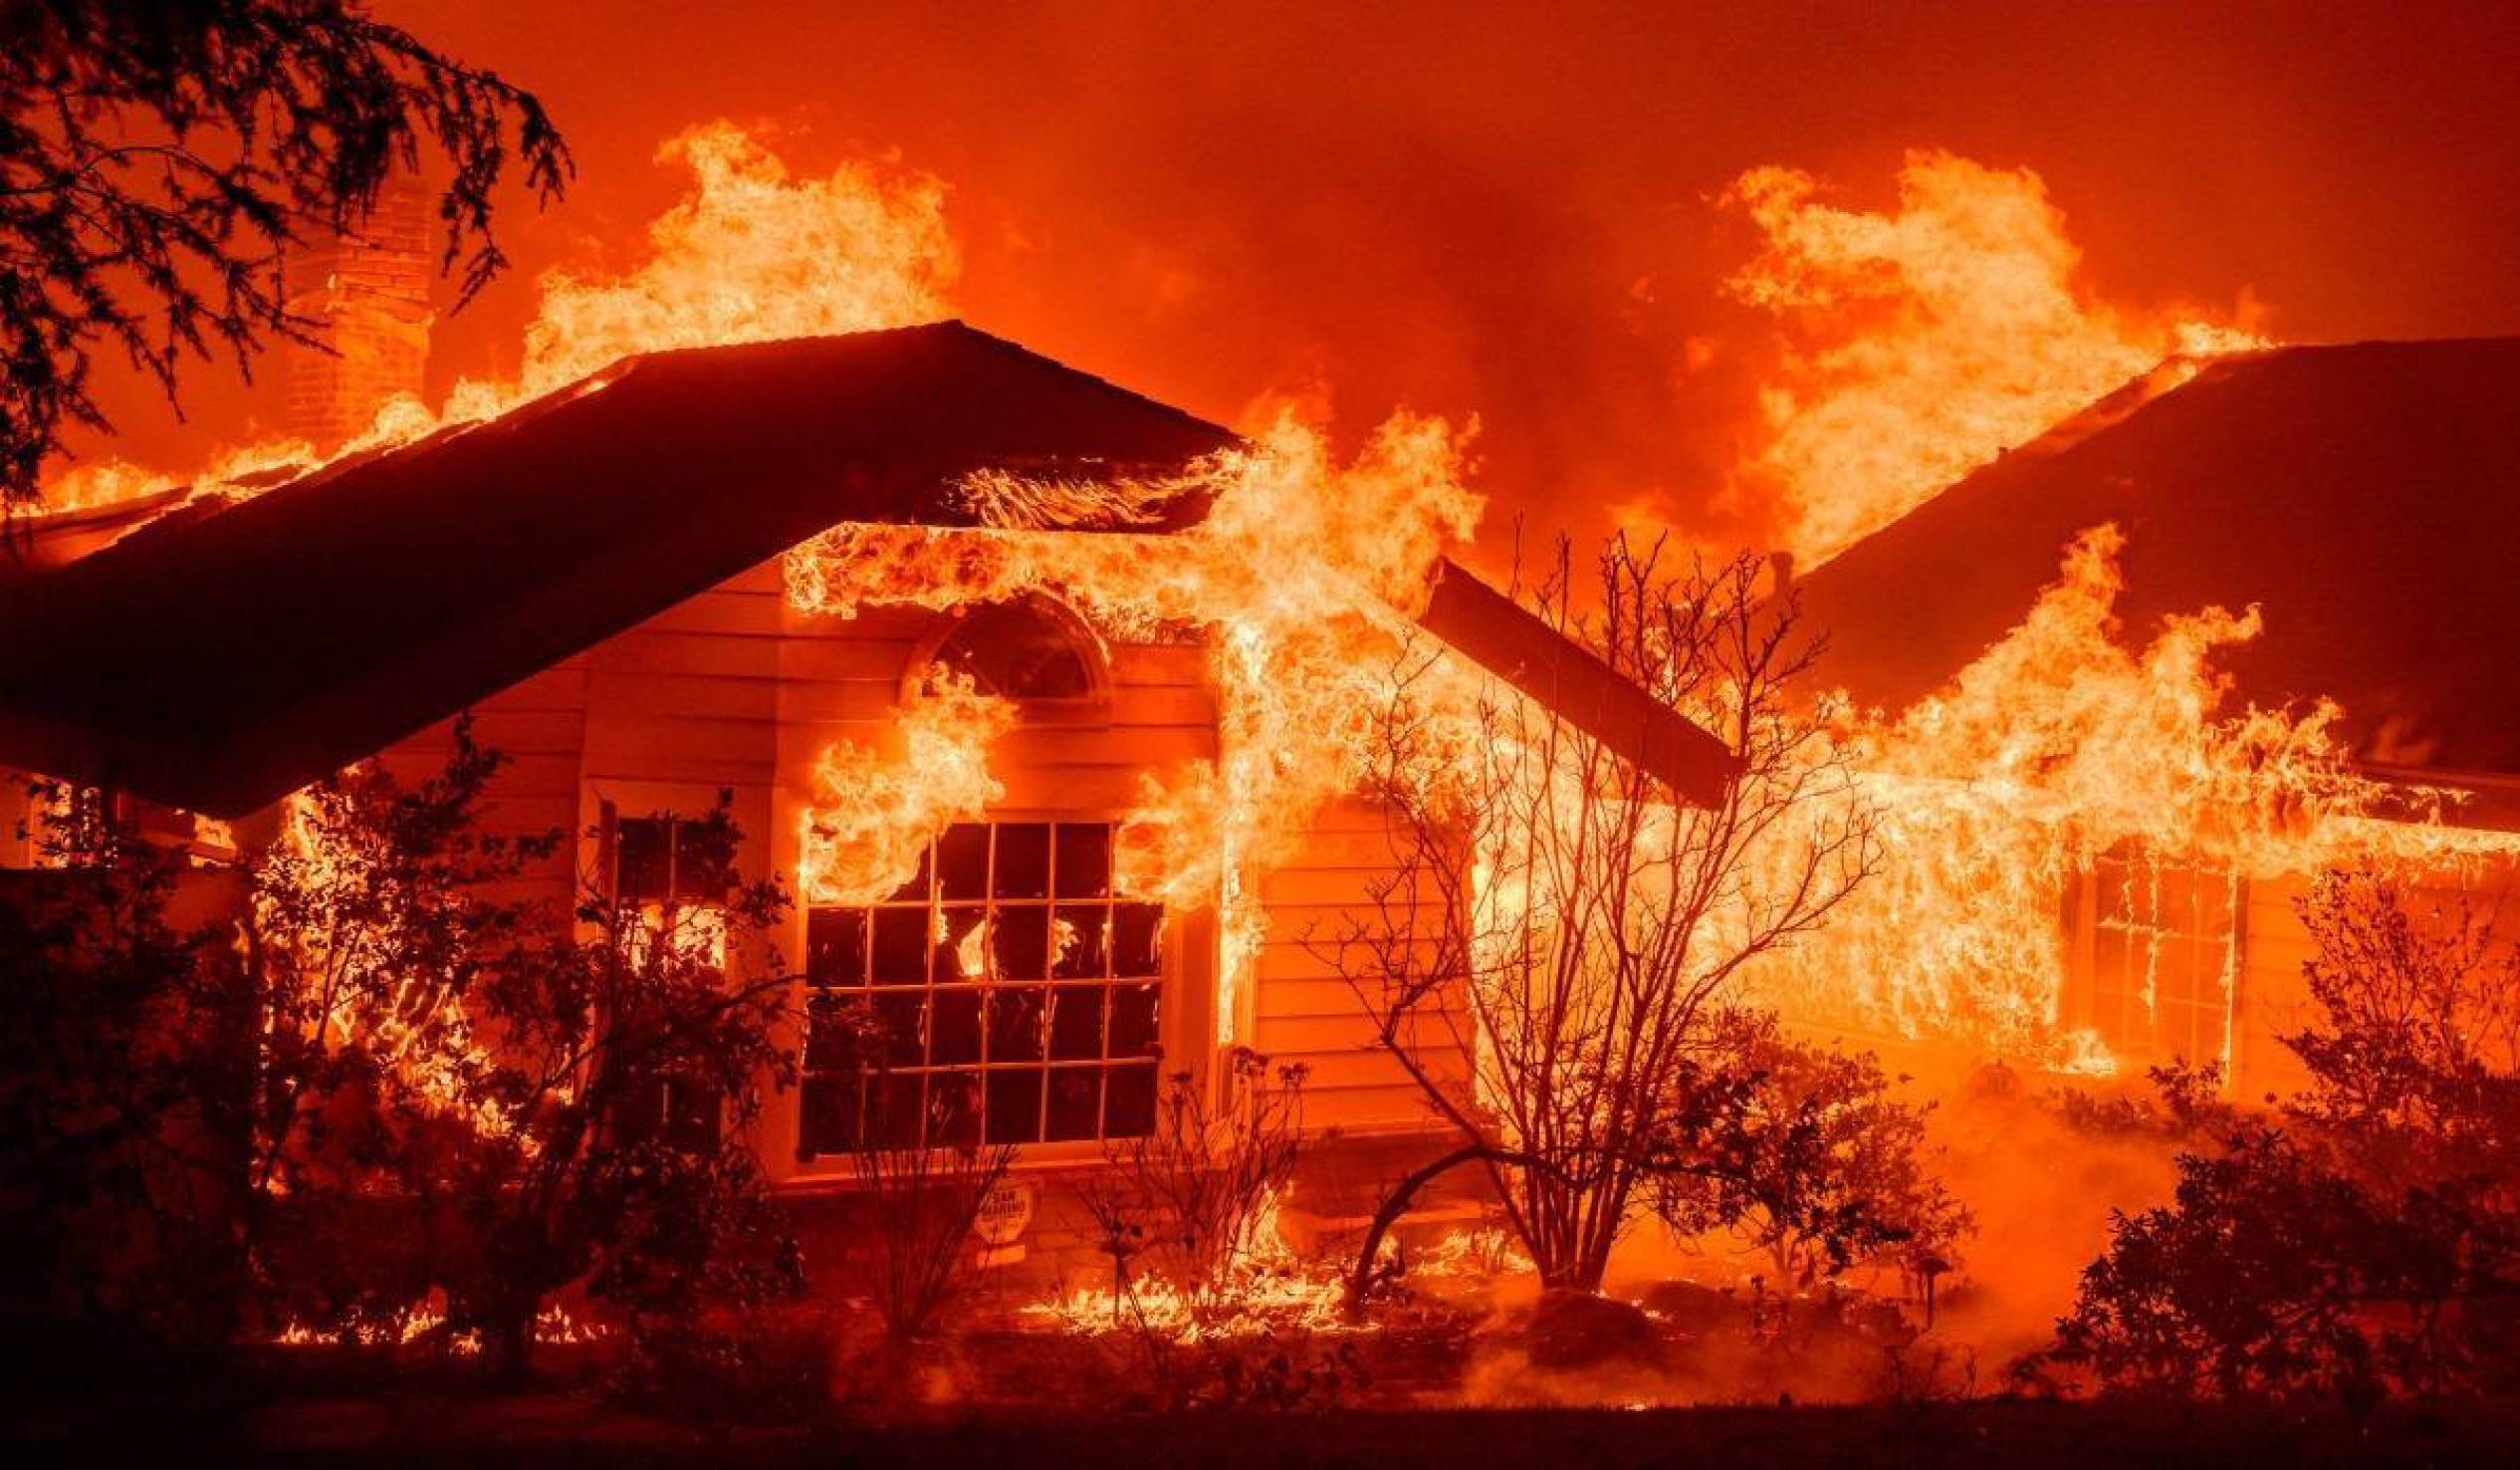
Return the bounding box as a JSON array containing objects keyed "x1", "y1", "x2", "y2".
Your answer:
[{"x1": 914, "y1": 594, "x2": 1109, "y2": 712}]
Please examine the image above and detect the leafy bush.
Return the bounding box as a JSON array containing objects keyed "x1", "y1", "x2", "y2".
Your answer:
[
  {"x1": 246, "y1": 734, "x2": 805, "y2": 1375},
  {"x1": 2046, "y1": 869, "x2": 2520, "y2": 1402},
  {"x1": 0, "y1": 793, "x2": 252, "y2": 1364},
  {"x1": 1656, "y1": 1014, "x2": 1973, "y2": 1294}
]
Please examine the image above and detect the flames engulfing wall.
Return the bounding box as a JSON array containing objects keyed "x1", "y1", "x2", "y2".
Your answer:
[
  {"x1": 785, "y1": 412, "x2": 1486, "y2": 1046},
  {"x1": 1769, "y1": 527, "x2": 2520, "y2": 1064}
]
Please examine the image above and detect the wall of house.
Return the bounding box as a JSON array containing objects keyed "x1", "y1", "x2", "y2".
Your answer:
[
  {"x1": 374, "y1": 658, "x2": 591, "y2": 914},
  {"x1": 2227, "y1": 852, "x2": 2520, "y2": 1102},
  {"x1": 375, "y1": 551, "x2": 1462, "y2": 1187},
  {"x1": 1252, "y1": 798, "x2": 1470, "y2": 1132}
]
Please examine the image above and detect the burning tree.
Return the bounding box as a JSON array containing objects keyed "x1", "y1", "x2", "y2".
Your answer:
[{"x1": 1325, "y1": 538, "x2": 1879, "y2": 1296}]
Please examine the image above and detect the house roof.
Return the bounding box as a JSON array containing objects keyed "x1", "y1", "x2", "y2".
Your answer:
[
  {"x1": 1790, "y1": 337, "x2": 2520, "y2": 781},
  {"x1": 0, "y1": 323, "x2": 1233, "y2": 815},
  {"x1": 0, "y1": 321, "x2": 1741, "y2": 819}
]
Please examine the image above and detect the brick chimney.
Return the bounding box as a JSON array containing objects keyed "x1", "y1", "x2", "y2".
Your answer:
[{"x1": 281, "y1": 179, "x2": 433, "y2": 450}]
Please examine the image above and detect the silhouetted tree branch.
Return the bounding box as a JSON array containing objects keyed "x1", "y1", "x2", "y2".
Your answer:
[{"x1": 1, "y1": 0, "x2": 571, "y2": 509}]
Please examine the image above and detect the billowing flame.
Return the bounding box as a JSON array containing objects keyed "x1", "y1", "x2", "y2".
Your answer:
[
  {"x1": 36, "y1": 122, "x2": 953, "y2": 516},
  {"x1": 796, "y1": 671, "x2": 1016, "y2": 907},
  {"x1": 1725, "y1": 150, "x2": 2267, "y2": 566},
  {"x1": 463, "y1": 122, "x2": 955, "y2": 417},
  {"x1": 787, "y1": 411, "x2": 1485, "y2": 1044}
]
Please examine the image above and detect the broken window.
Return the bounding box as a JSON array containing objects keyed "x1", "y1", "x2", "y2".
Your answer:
[
  {"x1": 798, "y1": 819, "x2": 1165, "y2": 1155},
  {"x1": 2067, "y1": 844, "x2": 2241, "y2": 1070}
]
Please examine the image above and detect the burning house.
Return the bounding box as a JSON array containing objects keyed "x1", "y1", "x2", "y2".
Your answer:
[
  {"x1": 0, "y1": 322, "x2": 1735, "y2": 1276},
  {"x1": 1788, "y1": 336, "x2": 2520, "y2": 1098}
]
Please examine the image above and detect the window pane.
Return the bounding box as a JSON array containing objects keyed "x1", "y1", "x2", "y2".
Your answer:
[
  {"x1": 1112, "y1": 903, "x2": 1164, "y2": 977},
  {"x1": 798, "y1": 1074, "x2": 858, "y2": 1157},
  {"x1": 1045, "y1": 1070, "x2": 1102, "y2": 1142},
  {"x1": 868, "y1": 1072, "x2": 924, "y2": 1150},
  {"x1": 929, "y1": 1073, "x2": 981, "y2": 1148},
  {"x1": 937, "y1": 825, "x2": 990, "y2": 900},
  {"x1": 1047, "y1": 987, "x2": 1106, "y2": 1061},
  {"x1": 873, "y1": 992, "x2": 926, "y2": 1068},
  {"x1": 930, "y1": 989, "x2": 983, "y2": 1068},
  {"x1": 802, "y1": 995, "x2": 868, "y2": 1072},
  {"x1": 871, "y1": 907, "x2": 931, "y2": 984},
  {"x1": 933, "y1": 600, "x2": 1096, "y2": 701},
  {"x1": 1052, "y1": 906, "x2": 1109, "y2": 979},
  {"x1": 616, "y1": 818, "x2": 673, "y2": 902},
  {"x1": 937, "y1": 904, "x2": 988, "y2": 980},
  {"x1": 804, "y1": 908, "x2": 866, "y2": 987},
  {"x1": 993, "y1": 904, "x2": 1051, "y2": 980},
  {"x1": 672, "y1": 822, "x2": 736, "y2": 900},
  {"x1": 1054, "y1": 824, "x2": 1112, "y2": 898},
  {"x1": 995, "y1": 824, "x2": 1050, "y2": 899},
  {"x1": 1104, "y1": 1064, "x2": 1159, "y2": 1137},
  {"x1": 989, "y1": 986, "x2": 1048, "y2": 1063},
  {"x1": 1109, "y1": 982, "x2": 1161, "y2": 1057},
  {"x1": 986, "y1": 1068, "x2": 1044, "y2": 1144}
]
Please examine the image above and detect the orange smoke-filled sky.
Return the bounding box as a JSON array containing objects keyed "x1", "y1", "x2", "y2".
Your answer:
[{"x1": 72, "y1": 0, "x2": 2520, "y2": 550}]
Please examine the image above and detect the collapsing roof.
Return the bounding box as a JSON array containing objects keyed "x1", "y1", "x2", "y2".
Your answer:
[
  {"x1": 0, "y1": 322, "x2": 1735, "y2": 817},
  {"x1": 1793, "y1": 338, "x2": 2520, "y2": 781}
]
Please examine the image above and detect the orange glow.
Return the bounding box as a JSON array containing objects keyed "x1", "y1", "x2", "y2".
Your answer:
[
  {"x1": 265, "y1": 785, "x2": 521, "y2": 1138},
  {"x1": 1726, "y1": 151, "x2": 2266, "y2": 566}
]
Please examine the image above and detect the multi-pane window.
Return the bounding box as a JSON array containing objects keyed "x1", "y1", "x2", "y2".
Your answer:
[
  {"x1": 2075, "y1": 845, "x2": 2241, "y2": 1068},
  {"x1": 604, "y1": 807, "x2": 737, "y2": 1145},
  {"x1": 798, "y1": 820, "x2": 1165, "y2": 1155},
  {"x1": 612, "y1": 812, "x2": 735, "y2": 906}
]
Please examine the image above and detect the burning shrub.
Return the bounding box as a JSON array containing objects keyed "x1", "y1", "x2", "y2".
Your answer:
[
  {"x1": 2045, "y1": 869, "x2": 2520, "y2": 1402},
  {"x1": 1324, "y1": 537, "x2": 1879, "y2": 1296},
  {"x1": 1074, "y1": 1049, "x2": 1311, "y2": 1332},
  {"x1": 243, "y1": 726, "x2": 802, "y2": 1378}
]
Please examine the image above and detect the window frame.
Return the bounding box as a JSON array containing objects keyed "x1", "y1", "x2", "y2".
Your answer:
[
  {"x1": 901, "y1": 593, "x2": 1114, "y2": 727},
  {"x1": 593, "y1": 799, "x2": 745, "y2": 1150},
  {"x1": 790, "y1": 810, "x2": 1198, "y2": 1169},
  {"x1": 2063, "y1": 844, "x2": 2247, "y2": 1074}
]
